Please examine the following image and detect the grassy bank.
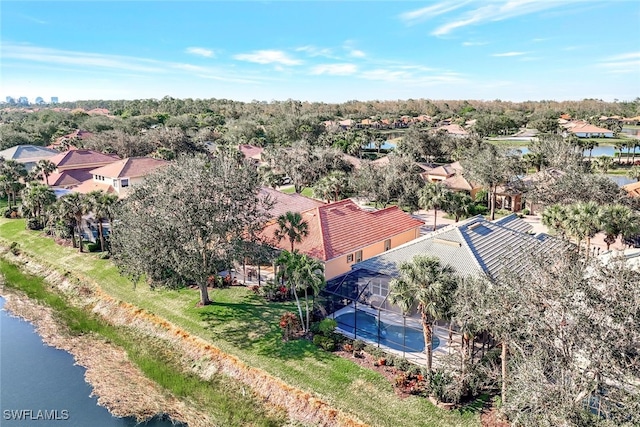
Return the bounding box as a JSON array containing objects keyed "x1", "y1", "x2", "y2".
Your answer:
[
  {"x1": 0, "y1": 258, "x2": 287, "y2": 427},
  {"x1": 0, "y1": 219, "x2": 481, "y2": 427}
]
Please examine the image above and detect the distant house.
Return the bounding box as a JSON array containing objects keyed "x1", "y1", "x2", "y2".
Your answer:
[
  {"x1": 238, "y1": 144, "x2": 264, "y2": 164},
  {"x1": 261, "y1": 199, "x2": 424, "y2": 279},
  {"x1": 564, "y1": 122, "x2": 614, "y2": 138},
  {"x1": 49, "y1": 129, "x2": 94, "y2": 150},
  {"x1": 72, "y1": 157, "x2": 169, "y2": 197},
  {"x1": 0, "y1": 145, "x2": 59, "y2": 171},
  {"x1": 436, "y1": 123, "x2": 469, "y2": 137},
  {"x1": 47, "y1": 149, "x2": 120, "y2": 188},
  {"x1": 421, "y1": 161, "x2": 481, "y2": 197}
]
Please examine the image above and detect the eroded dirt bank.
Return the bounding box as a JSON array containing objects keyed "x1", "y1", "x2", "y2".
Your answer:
[{"x1": 0, "y1": 250, "x2": 368, "y2": 427}]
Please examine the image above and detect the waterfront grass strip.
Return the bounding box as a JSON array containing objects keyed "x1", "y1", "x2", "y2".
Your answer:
[
  {"x1": 0, "y1": 259, "x2": 287, "y2": 427},
  {"x1": 0, "y1": 219, "x2": 481, "y2": 427}
]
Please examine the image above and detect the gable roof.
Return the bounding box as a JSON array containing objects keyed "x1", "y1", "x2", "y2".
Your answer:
[
  {"x1": 0, "y1": 145, "x2": 59, "y2": 162},
  {"x1": 353, "y1": 214, "x2": 562, "y2": 281},
  {"x1": 437, "y1": 124, "x2": 469, "y2": 136},
  {"x1": 238, "y1": 144, "x2": 264, "y2": 160},
  {"x1": 48, "y1": 169, "x2": 94, "y2": 187},
  {"x1": 262, "y1": 199, "x2": 424, "y2": 261},
  {"x1": 89, "y1": 157, "x2": 169, "y2": 178},
  {"x1": 566, "y1": 122, "x2": 613, "y2": 134},
  {"x1": 259, "y1": 187, "x2": 325, "y2": 219},
  {"x1": 50, "y1": 150, "x2": 120, "y2": 169}
]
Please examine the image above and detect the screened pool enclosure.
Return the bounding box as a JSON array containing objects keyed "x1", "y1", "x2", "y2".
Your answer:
[{"x1": 318, "y1": 269, "x2": 446, "y2": 365}]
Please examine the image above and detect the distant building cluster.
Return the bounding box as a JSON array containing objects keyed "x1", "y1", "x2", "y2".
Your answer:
[{"x1": 3, "y1": 96, "x2": 58, "y2": 105}]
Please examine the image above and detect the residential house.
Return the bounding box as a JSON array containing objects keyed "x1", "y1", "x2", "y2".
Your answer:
[
  {"x1": 436, "y1": 123, "x2": 469, "y2": 137},
  {"x1": 259, "y1": 186, "x2": 325, "y2": 219},
  {"x1": 324, "y1": 214, "x2": 563, "y2": 314},
  {"x1": 261, "y1": 199, "x2": 424, "y2": 279},
  {"x1": 421, "y1": 161, "x2": 482, "y2": 198},
  {"x1": 49, "y1": 129, "x2": 94, "y2": 150},
  {"x1": 72, "y1": 156, "x2": 169, "y2": 197},
  {"x1": 0, "y1": 144, "x2": 59, "y2": 171},
  {"x1": 47, "y1": 149, "x2": 120, "y2": 188},
  {"x1": 238, "y1": 144, "x2": 264, "y2": 165},
  {"x1": 563, "y1": 121, "x2": 614, "y2": 138}
]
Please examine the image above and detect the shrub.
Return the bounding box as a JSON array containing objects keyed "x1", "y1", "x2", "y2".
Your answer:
[
  {"x1": 3, "y1": 207, "x2": 19, "y2": 218},
  {"x1": 317, "y1": 318, "x2": 337, "y2": 335},
  {"x1": 279, "y1": 312, "x2": 301, "y2": 341},
  {"x1": 9, "y1": 242, "x2": 20, "y2": 256},
  {"x1": 26, "y1": 218, "x2": 44, "y2": 230},
  {"x1": 313, "y1": 335, "x2": 336, "y2": 351},
  {"x1": 84, "y1": 241, "x2": 101, "y2": 252},
  {"x1": 394, "y1": 357, "x2": 411, "y2": 372},
  {"x1": 352, "y1": 340, "x2": 366, "y2": 351},
  {"x1": 521, "y1": 208, "x2": 530, "y2": 216}
]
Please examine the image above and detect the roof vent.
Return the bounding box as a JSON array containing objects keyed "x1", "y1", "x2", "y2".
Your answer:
[{"x1": 433, "y1": 238, "x2": 462, "y2": 247}]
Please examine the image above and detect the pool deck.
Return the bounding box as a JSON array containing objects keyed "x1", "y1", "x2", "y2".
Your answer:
[{"x1": 330, "y1": 304, "x2": 487, "y2": 368}]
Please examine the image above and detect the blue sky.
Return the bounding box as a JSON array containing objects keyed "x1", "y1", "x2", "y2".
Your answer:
[{"x1": 2, "y1": 1, "x2": 639, "y2": 103}]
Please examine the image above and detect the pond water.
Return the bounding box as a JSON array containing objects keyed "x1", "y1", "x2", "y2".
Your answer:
[
  {"x1": 514, "y1": 145, "x2": 618, "y2": 157},
  {"x1": 0, "y1": 297, "x2": 181, "y2": 427}
]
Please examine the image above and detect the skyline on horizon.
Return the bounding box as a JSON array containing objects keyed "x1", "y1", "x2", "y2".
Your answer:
[{"x1": 2, "y1": 1, "x2": 639, "y2": 104}]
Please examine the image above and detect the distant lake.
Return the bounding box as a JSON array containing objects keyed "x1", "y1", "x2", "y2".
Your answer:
[
  {"x1": 0, "y1": 297, "x2": 180, "y2": 427},
  {"x1": 514, "y1": 146, "x2": 618, "y2": 157},
  {"x1": 606, "y1": 175, "x2": 635, "y2": 187}
]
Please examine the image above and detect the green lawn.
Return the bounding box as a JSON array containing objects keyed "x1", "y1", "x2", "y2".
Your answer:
[
  {"x1": 280, "y1": 186, "x2": 315, "y2": 198},
  {"x1": 0, "y1": 218, "x2": 480, "y2": 427}
]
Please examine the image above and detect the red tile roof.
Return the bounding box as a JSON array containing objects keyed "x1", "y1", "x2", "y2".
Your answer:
[
  {"x1": 48, "y1": 169, "x2": 94, "y2": 187},
  {"x1": 262, "y1": 199, "x2": 423, "y2": 261},
  {"x1": 50, "y1": 150, "x2": 120, "y2": 169},
  {"x1": 89, "y1": 157, "x2": 168, "y2": 178},
  {"x1": 238, "y1": 144, "x2": 264, "y2": 160},
  {"x1": 623, "y1": 181, "x2": 640, "y2": 198}
]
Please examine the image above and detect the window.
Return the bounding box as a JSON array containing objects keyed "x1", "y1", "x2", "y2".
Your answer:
[
  {"x1": 347, "y1": 254, "x2": 354, "y2": 263},
  {"x1": 384, "y1": 239, "x2": 391, "y2": 251},
  {"x1": 355, "y1": 250, "x2": 363, "y2": 263},
  {"x1": 121, "y1": 178, "x2": 129, "y2": 188},
  {"x1": 371, "y1": 280, "x2": 389, "y2": 297}
]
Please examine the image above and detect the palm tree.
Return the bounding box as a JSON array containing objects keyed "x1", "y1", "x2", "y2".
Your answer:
[
  {"x1": 542, "y1": 204, "x2": 569, "y2": 239},
  {"x1": 35, "y1": 159, "x2": 57, "y2": 186},
  {"x1": 388, "y1": 255, "x2": 458, "y2": 371},
  {"x1": 86, "y1": 190, "x2": 119, "y2": 252},
  {"x1": 627, "y1": 165, "x2": 640, "y2": 182},
  {"x1": 276, "y1": 250, "x2": 305, "y2": 329},
  {"x1": 593, "y1": 156, "x2": 614, "y2": 174},
  {"x1": 274, "y1": 211, "x2": 309, "y2": 252},
  {"x1": 59, "y1": 193, "x2": 88, "y2": 252},
  {"x1": 600, "y1": 204, "x2": 640, "y2": 250},
  {"x1": 0, "y1": 160, "x2": 27, "y2": 208},
  {"x1": 21, "y1": 182, "x2": 56, "y2": 224},
  {"x1": 419, "y1": 182, "x2": 448, "y2": 231},
  {"x1": 522, "y1": 152, "x2": 548, "y2": 173},
  {"x1": 566, "y1": 201, "x2": 601, "y2": 257},
  {"x1": 443, "y1": 191, "x2": 474, "y2": 222},
  {"x1": 289, "y1": 253, "x2": 325, "y2": 332}
]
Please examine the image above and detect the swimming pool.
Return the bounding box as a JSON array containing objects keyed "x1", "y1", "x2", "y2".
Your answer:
[{"x1": 334, "y1": 310, "x2": 440, "y2": 353}]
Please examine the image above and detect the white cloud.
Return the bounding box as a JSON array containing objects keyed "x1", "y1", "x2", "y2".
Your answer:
[
  {"x1": 597, "y1": 52, "x2": 640, "y2": 74},
  {"x1": 492, "y1": 51, "x2": 527, "y2": 57},
  {"x1": 185, "y1": 47, "x2": 215, "y2": 58},
  {"x1": 350, "y1": 49, "x2": 366, "y2": 58},
  {"x1": 295, "y1": 45, "x2": 334, "y2": 58},
  {"x1": 399, "y1": 1, "x2": 471, "y2": 24},
  {"x1": 310, "y1": 63, "x2": 358, "y2": 76},
  {"x1": 430, "y1": 0, "x2": 575, "y2": 36},
  {"x1": 233, "y1": 50, "x2": 302, "y2": 66},
  {"x1": 462, "y1": 41, "x2": 488, "y2": 46}
]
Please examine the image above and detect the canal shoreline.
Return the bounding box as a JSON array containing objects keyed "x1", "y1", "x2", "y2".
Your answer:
[
  {"x1": 0, "y1": 270, "x2": 209, "y2": 427},
  {"x1": 0, "y1": 247, "x2": 368, "y2": 427}
]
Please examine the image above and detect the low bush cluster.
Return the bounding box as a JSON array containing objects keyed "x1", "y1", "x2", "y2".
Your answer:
[{"x1": 250, "y1": 280, "x2": 290, "y2": 302}]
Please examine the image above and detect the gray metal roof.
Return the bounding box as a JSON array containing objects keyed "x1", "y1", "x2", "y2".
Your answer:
[
  {"x1": 0, "y1": 145, "x2": 58, "y2": 161},
  {"x1": 352, "y1": 215, "x2": 563, "y2": 281},
  {"x1": 492, "y1": 213, "x2": 533, "y2": 234}
]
